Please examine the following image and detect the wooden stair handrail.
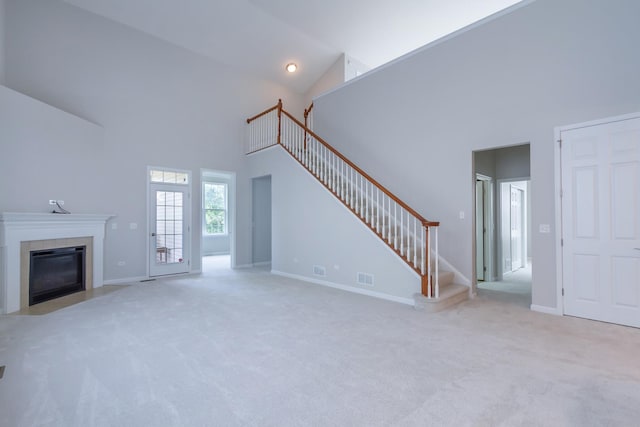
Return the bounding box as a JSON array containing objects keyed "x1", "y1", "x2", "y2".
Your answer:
[
  {"x1": 246, "y1": 102, "x2": 280, "y2": 124},
  {"x1": 304, "y1": 102, "x2": 314, "y2": 120},
  {"x1": 246, "y1": 100, "x2": 440, "y2": 297},
  {"x1": 280, "y1": 108, "x2": 439, "y2": 228}
]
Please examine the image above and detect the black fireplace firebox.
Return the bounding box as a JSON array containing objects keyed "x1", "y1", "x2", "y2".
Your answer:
[{"x1": 29, "y1": 246, "x2": 86, "y2": 306}]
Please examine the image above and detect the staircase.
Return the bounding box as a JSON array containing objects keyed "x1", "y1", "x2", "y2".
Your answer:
[{"x1": 246, "y1": 100, "x2": 468, "y2": 308}]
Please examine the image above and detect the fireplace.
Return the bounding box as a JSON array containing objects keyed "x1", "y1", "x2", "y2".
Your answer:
[
  {"x1": 0, "y1": 213, "x2": 112, "y2": 314},
  {"x1": 29, "y1": 245, "x2": 86, "y2": 305}
]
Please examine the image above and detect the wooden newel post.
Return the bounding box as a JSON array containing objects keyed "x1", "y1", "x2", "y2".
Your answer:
[
  {"x1": 277, "y1": 99, "x2": 283, "y2": 146},
  {"x1": 421, "y1": 276, "x2": 428, "y2": 297},
  {"x1": 421, "y1": 226, "x2": 433, "y2": 297},
  {"x1": 303, "y1": 102, "x2": 313, "y2": 150}
]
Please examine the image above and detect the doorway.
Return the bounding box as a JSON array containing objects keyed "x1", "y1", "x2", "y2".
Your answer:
[
  {"x1": 473, "y1": 144, "x2": 531, "y2": 305},
  {"x1": 499, "y1": 180, "x2": 529, "y2": 275},
  {"x1": 148, "y1": 167, "x2": 191, "y2": 277},
  {"x1": 201, "y1": 169, "x2": 235, "y2": 273},
  {"x1": 252, "y1": 175, "x2": 272, "y2": 266}
]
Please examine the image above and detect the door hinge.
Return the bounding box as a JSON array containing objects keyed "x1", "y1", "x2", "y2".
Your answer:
[
  {"x1": 561, "y1": 238, "x2": 563, "y2": 246},
  {"x1": 562, "y1": 288, "x2": 564, "y2": 296},
  {"x1": 558, "y1": 139, "x2": 562, "y2": 148}
]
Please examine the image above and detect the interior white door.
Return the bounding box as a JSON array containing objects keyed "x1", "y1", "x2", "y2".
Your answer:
[
  {"x1": 510, "y1": 186, "x2": 524, "y2": 271},
  {"x1": 150, "y1": 184, "x2": 190, "y2": 276},
  {"x1": 476, "y1": 180, "x2": 486, "y2": 281},
  {"x1": 561, "y1": 116, "x2": 640, "y2": 328}
]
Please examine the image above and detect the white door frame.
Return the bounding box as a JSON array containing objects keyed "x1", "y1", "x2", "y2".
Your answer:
[
  {"x1": 554, "y1": 111, "x2": 640, "y2": 316},
  {"x1": 147, "y1": 166, "x2": 192, "y2": 277},
  {"x1": 475, "y1": 173, "x2": 494, "y2": 282}
]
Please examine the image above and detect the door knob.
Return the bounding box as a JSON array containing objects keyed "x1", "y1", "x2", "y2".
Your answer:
[{"x1": 151, "y1": 232, "x2": 156, "y2": 237}]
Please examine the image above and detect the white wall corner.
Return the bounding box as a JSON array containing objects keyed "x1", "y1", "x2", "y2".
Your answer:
[{"x1": 530, "y1": 304, "x2": 562, "y2": 316}]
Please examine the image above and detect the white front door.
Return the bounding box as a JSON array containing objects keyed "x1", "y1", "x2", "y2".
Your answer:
[
  {"x1": 148, "y1": 168, "x2": 191, "y2": 277},
  {"x1": 561, "y1": 116, "x2": 640, "y2": 328}
]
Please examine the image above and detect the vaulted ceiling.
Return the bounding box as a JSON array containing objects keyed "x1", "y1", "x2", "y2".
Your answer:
[{"x1": 63, "y1": 0, "x2": 523, "y2": 93}]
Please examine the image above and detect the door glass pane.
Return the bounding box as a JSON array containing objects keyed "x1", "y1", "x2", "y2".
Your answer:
[{"x1": 155, "y1": 190, "x2": 185, "y2": 265}]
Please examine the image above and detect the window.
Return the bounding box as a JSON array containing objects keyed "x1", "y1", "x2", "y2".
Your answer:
[
  {"x1": 203, "y1": 182, "x2": 227, "y2": 235},
  {"x1": 150, "y1": 169, "x2": 189, "y2": 185}
]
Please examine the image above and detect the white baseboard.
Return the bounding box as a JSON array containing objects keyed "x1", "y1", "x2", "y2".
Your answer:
[
  {"x1": 102, "y1": 276, "x2": 148, "y2": 285},
  {"x1": 530, "y1": 304, "x2": 562, "y2": 316},
  {"x1": 253, "y1": 261, "x2": 272, "y2": 267},
  {"x1": 233, "y1": 262, "x2": 271, "y2": 269},
  {"x1": 271, "y1": 270, "x2": 414, "y2": 306},
  {"x1": 234, "y1": 263, "x2": 255, "y2": 269},
  {"x1": 103, "y1": 269, "x2": 200, "y2": 285}
]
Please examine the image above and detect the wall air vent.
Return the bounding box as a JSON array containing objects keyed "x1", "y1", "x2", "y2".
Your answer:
[
  {"x1": 313, "y1": 265, "x2": 326, "y2": 277},
  {"x1": 357, "y1": 272, "x2": 374, "y2": 286}
]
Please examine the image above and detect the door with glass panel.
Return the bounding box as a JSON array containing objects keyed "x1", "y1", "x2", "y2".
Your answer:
[{"x1": 148, "y1": 168, "x2": 191, "y2": 276}]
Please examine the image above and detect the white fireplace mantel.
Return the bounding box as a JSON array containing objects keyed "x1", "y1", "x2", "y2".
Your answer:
[{"x1": 0, "y1": 212, "x2": 114, "y2": 314}]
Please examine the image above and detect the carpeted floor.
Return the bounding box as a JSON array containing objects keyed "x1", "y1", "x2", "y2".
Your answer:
[{"x1": 1, "y1": 258, "x2": 639, "y2": 426}]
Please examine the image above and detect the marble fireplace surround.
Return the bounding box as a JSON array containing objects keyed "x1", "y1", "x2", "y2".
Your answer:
[{"x1": 0, "y1": 213, "x2": 113, "y2": 314}]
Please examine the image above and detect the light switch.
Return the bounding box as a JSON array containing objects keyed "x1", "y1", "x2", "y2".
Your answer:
[
  {"x1": 129, "y1": 222, "x2": 138, "y2": 230},
  {"x1": 459, "y1": 211, "x2": 465, "y2": 220},
  {"x1": 111, "y1": 222, "x2": 118, "y2": 230},
  {"x1": 539, "y1": 224, "x2": 551, "y2": 233}
]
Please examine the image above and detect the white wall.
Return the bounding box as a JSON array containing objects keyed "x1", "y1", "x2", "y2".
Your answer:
[
  {"x1": 3, "y1": 0, "x2": 303, "y2": 280},
  {"x1": 344, "y1": 55, "x2": 370, "y2": 82},
  {"x1": 305, "y1": 54, "x2": 345, "y2": 107},
  {"x1": 313, "y1": 0, "x2": 640, "y2": 311},
  {"x1": 248, "y1": 147, "x2": 419, "y2": 303}
]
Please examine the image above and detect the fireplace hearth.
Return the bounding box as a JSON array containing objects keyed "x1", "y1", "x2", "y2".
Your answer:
[{"x1": 29, "y1": 246, "x2": 86, "y2": 305}]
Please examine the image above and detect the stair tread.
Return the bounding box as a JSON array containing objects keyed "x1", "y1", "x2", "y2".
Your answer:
[{"x1": 413, "y1": 282, "x2": 469, "y2": 313}]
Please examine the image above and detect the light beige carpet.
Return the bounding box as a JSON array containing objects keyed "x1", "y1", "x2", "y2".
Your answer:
[{"x1": 0, "y1": 260, "x2": 638, "y2": 426}]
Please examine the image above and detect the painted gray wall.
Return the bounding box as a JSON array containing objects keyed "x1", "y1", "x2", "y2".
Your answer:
[
  {"x1": 248, "y1": 147, "x2": 419, "y2": 302},
  {"x1": 251, "y1": 175, "x2": 271, "y2": 264},
  {"x1": 495, "y1": 145, "x2": 530, "y2": 180},
  {"x1": 3, "y1": 0, "x2": 303, "y2": 279},
  {"x1": 0, "y1": 85, "x2": 105, "y2": 209},
  {"x1": 313, "y1": 0, "x2": 640, "y2": 310},
  {"x1": 0, "y1": 0, "x2": 5, "y2": 84}
]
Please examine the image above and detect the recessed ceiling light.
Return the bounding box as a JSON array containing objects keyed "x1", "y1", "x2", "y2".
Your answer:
[{"x1": 286, "y1": 63, "x2": 298, "y2": 73}]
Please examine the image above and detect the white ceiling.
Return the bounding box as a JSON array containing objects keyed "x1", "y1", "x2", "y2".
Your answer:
[{"x1": 63, "y1": 0, "x2": 523, "y2": 94}]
